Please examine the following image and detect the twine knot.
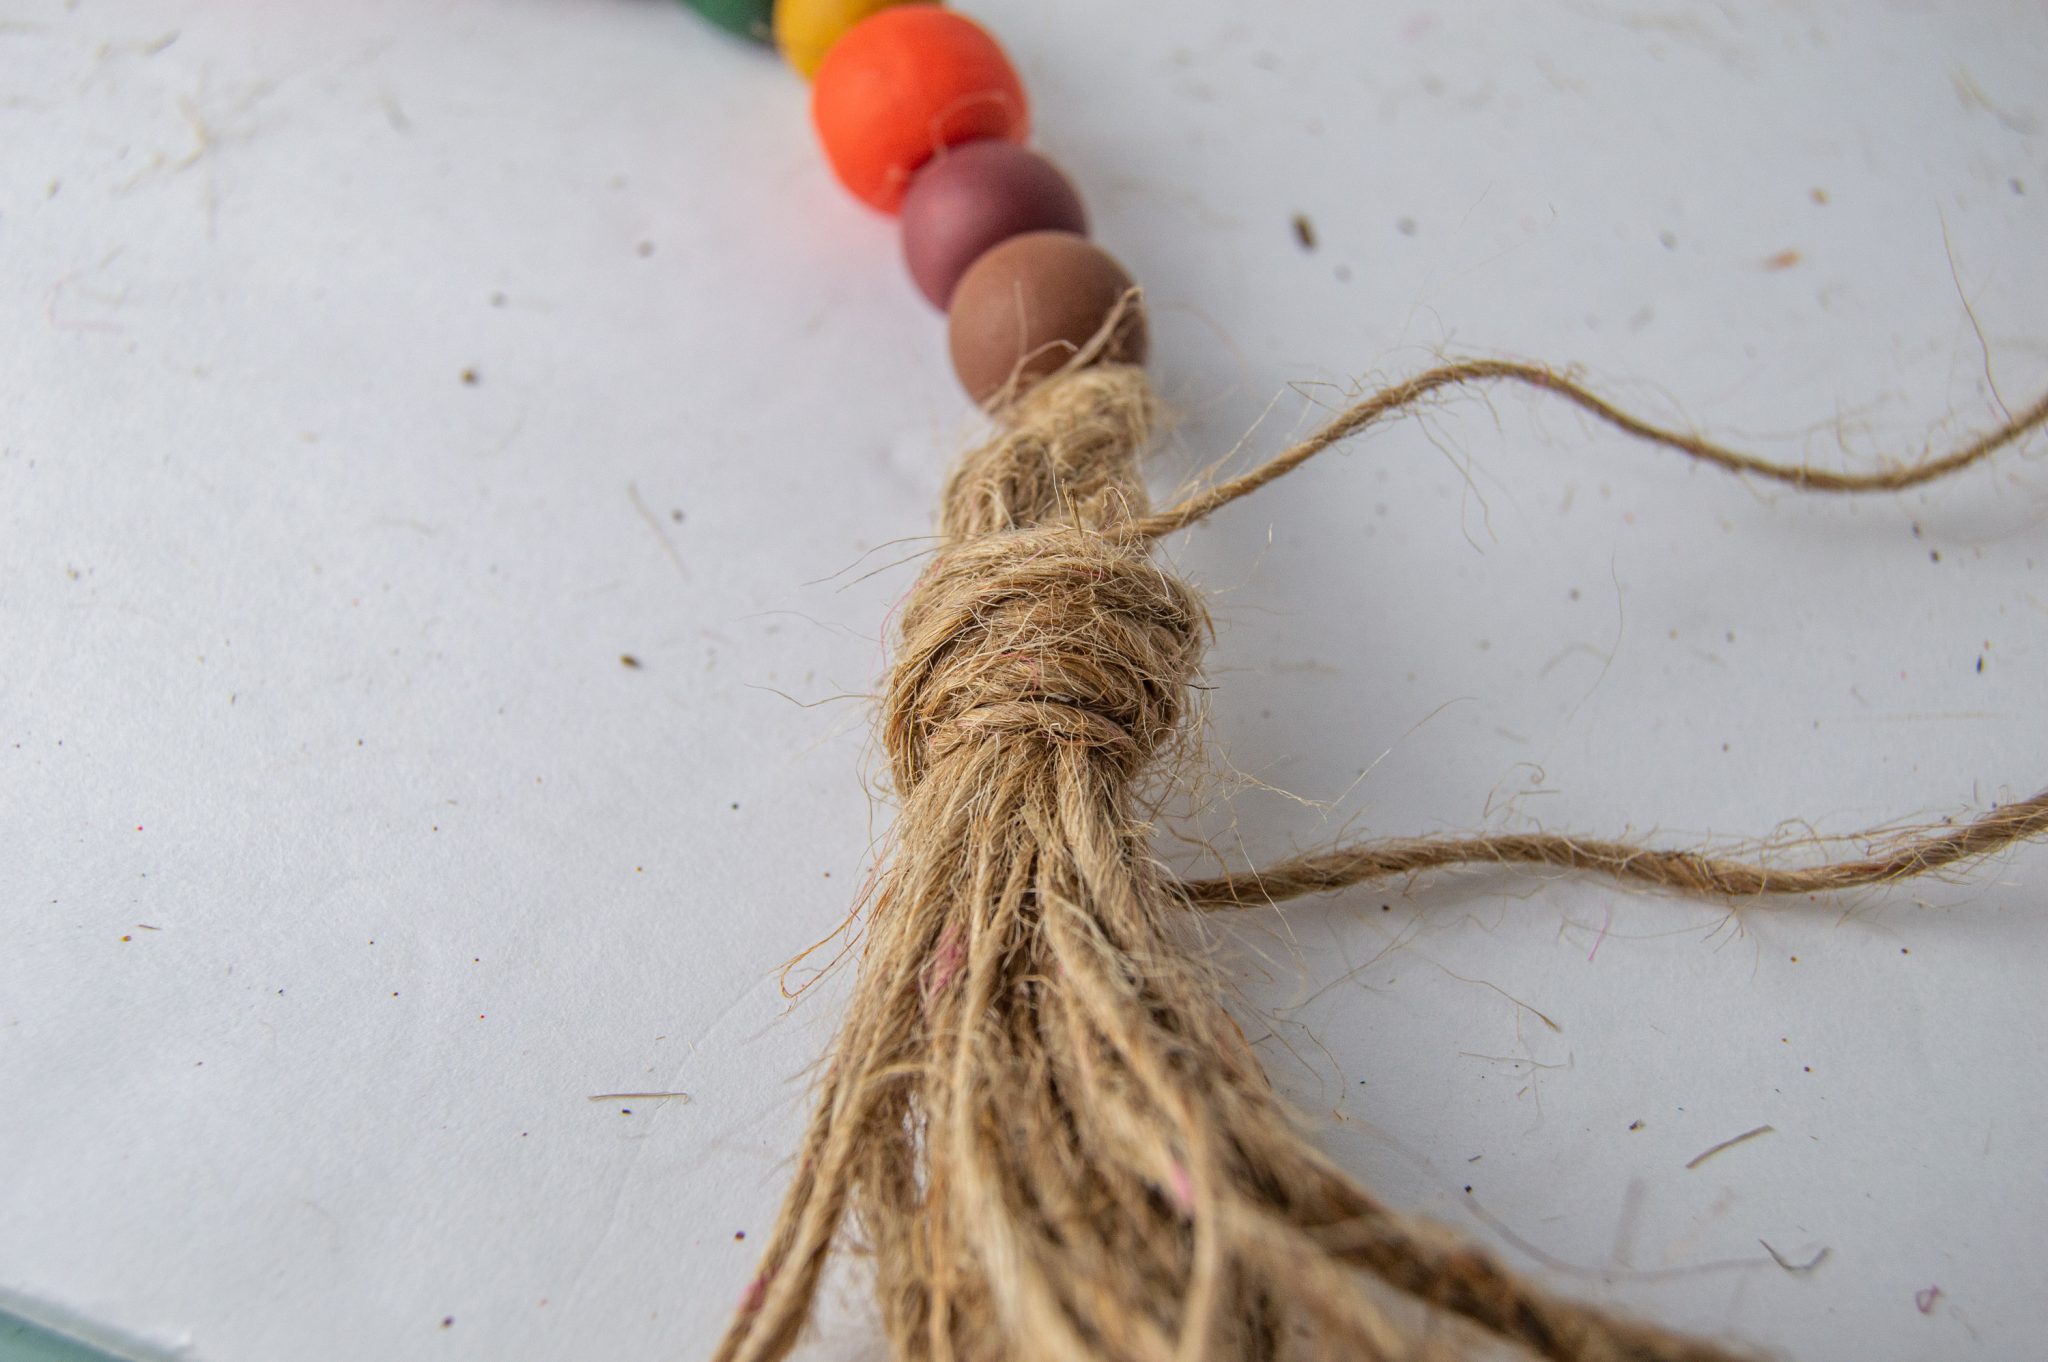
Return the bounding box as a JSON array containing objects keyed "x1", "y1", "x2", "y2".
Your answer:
[
  {"x1": 881, "y1": 366, "x2": 1204, "y2": 794},
  {"x1": 885, "y1": 530, "x2": 1203, "y2": 791}
]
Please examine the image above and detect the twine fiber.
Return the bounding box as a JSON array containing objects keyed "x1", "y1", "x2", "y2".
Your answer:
[{"x1": 713, "y1": 357, "x2": 2047, "y2": 1362}]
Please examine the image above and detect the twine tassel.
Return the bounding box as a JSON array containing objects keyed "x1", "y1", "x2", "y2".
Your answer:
[{"x1": 715, "y1": 360, "x2": 2046, "y2": 1362}]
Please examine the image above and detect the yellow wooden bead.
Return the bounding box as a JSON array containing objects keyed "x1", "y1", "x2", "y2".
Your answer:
[{"x1": 776, "y1": 0, "x2": 931, "y2": 80}]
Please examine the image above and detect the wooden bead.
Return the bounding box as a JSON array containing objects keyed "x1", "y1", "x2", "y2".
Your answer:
[
  {"x1": 946, "y1": 232, "x2": 1146, "y2": 405},
  {"x1": 776, "y1": 0, "x2": 925, "y2": 80},
  {"x1": 811, "y1": 6, "x2": 1029, "y2": 214},
  {"x1": 902, "y1": 140, "x2": 1088, "y2": 309},
  {"x1": 683, "y1": 0, "x2": 775, "y2": 43}
]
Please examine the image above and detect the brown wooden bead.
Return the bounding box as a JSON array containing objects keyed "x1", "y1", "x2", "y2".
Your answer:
[{"x1": 945, "y1": 232, "x2": 1146, "y2": 405}]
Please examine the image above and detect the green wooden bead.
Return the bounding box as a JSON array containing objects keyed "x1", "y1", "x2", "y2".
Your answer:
[{"x1": 684, "y1": 0, "x2": 775, "y2": 44}]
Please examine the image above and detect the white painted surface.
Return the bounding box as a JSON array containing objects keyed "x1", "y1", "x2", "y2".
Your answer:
[{"x1": 2, "y1": 2, "x2": 2044, "y2": 1359}]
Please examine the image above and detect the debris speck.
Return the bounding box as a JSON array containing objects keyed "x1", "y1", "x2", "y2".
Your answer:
[
  {"x1": 441, "y1": 1317, "x2": 454, "y2": 1329},
  {"x1": 1291, "y1": 213, "x2": 1317, "y2": 250},
  {"x1": 1809, "y1": 187, "x2": 1829, "y2": 205},
  {"x1": 620, "y1": 654, "x2": 642, "y2": 669},
  {"x1": 1685, "y1": 1123, "x2": 1774, "y2": 1169},
  {"x1": 1762, "y1": 248, "x2": 1802, "y2": 271},
  {"x1": 1760, "y1": 1240, "x2": 1830, "y2": 1273},
  {"x1": 1396, "y1": 216, "x2": 1418, "y2": 237},
  {"x1": 1916, "y1": 1285, "x2": 1943, "y2": 1314},
  {"x1": 460, "y1": 368, "x2": 479, "y2": 385},
  {"x1": 1628, "y1": 1119, "x2": 1644, "y2": 1131}
]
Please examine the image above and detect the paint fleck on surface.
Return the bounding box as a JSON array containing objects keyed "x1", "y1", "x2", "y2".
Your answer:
[
  {"x1": 1916, "y1": 1285, "x2": 1943, "y2": 1314},
  {"x1": 1762, "y1": 248, "x2": 1802, "y2": 271},
  {"x1": 1166, "y1": 1161, "x2": 1194, "y2": 1211}
]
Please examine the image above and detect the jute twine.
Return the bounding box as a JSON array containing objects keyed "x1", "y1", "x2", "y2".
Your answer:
[{"x1": 713, "y1": 353, "x2": 2047, "y2": 1362}]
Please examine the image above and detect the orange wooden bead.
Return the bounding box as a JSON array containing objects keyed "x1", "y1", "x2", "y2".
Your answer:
[{"x1": 810, "y1": 6, "x2": 1029, "y2": 214}]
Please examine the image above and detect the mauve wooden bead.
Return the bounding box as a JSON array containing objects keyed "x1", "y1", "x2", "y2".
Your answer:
[
  {"x1": 901, "y1": 140, "x2": 1088, "y2": 309},
  {"x1": 946, "y1": 231, "x2": 1146, "y2": 405}
]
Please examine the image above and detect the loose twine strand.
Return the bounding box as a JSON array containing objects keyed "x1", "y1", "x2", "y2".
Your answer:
[
  {"x1": 1178, "y1": 790, "x2": 2048, "y2": 908},
  {"x1": 714, "y1": 353, "x2": 2047, "y2": 1362},
  {"x1": 1130, "y1": 358, "x2": 2048, "y2": 539},
  {"x1": 1128, "y1": 355, "x2": 2048, "y2": 908}
]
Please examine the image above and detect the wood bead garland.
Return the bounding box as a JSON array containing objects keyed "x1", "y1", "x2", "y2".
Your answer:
[
  {"x1": 945, "y1": 230, "x2": 1146, "y2": 405},
  {"x1": 661, "y1": 7, "x2": 2048, "y2": 1362},
  {"x1": 811, "y1": 6, "x2": 1029, "y2": 212},
  {"x1": 901, "y1": 139, "x2": 1089, "y2": 308}
]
